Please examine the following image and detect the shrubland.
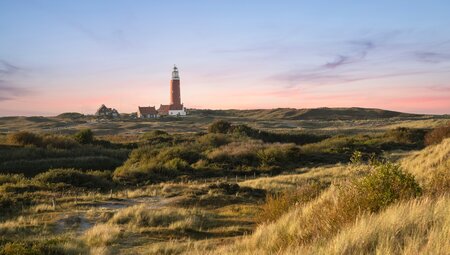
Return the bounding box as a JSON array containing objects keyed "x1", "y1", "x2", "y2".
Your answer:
[
  {"x1": 0, "y1": 120, "x2": 448, "y2": 254},
  {"x1": 0, "y1": 129, "x2": 130, "y2": 176},
  {"x1": 113, "y1": 122, "x2": 428, "y2": 184},
  {"x1": 216, "y1": 137, "x2": 450, "y2": 254}
]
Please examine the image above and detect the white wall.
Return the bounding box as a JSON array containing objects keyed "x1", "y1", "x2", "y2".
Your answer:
[{"x1": 168, "y1": 109, "x2": 186, "y2": 116}]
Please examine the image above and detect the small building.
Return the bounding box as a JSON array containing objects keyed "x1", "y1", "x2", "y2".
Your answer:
[
  {"x1": 95, "y1": 104, "x2": 120, "y2": 118},
  {"x1": 138, "y1": 106, "x2": 158, "y2": 118}
]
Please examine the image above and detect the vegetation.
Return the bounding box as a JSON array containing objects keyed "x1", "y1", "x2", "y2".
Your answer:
[
  {"x1": 0, "y1": 130, "x2": 130, "y2": 176},
  {"x1": 0, "y1": 112, "x2": 448, "y2": 254},
  {"x1": 73, "y1": 129, "x2": 94, "y2": 144},
  {"x1": 425, "y1": 122, "x2": 450, "y2": 145},
  {"x1": 34, "y1": 169, "x2": 113, "y2": 191}
]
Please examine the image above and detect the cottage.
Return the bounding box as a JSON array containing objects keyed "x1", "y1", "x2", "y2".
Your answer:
[
  {"x1": 95, "y1": 104, "x2": 120, "y2": 118},
  {"x1": 138, "y1": 106, "x2": 158, "y2": 118}
]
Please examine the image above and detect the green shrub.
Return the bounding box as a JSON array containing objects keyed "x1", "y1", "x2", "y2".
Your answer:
[
  {"x1": 156, "y1": 145, "x2": 201, "y2": 164},
  {"x1": 113, "y1": 143, "x2": 201, "y2": 183},
  {"x1": 344, "y1": 162, "x2": 422, "y2": 213},
  {"x1": 34, "y1": 169, "x2": 113, "y2": 190},
  {"x1": 163, "y1": 158, "x2": 190, "y2": 172},
  {"x1": 41, "y1": 135, "x2": 78, "y2": 149},
  {"x1": 349, "y1": 150, "x2": 363, "y2": 164},
  {"x1": 141, "y1": 130, "x2": 173, "y2": 145},
  {"x1": 5, "y1": 132, "x2": 78, "y2": 149},
  {"x1": 197, "y1": 133, "x2": 230, "y2": 148},
  {"x1": 231, "y1": 124, "x2": 326, "y2": 145},
  {"x1": 208, "y1": 120, "x2": 232, "y2": 134},
  {"x1": 425, "y1": 123, "x2": 450, "y2": 146},
  {"x1": 257, "y1": 144, "x2": 299, "y2": 167},
  {"x1": 385, "y1": 127, "x2": 425, "y2": 147},
  {"x1": 0, "y1": 156, "x2": 123, "y2": 176},
  {"x1": 73, "y1": 129, "x2": 94, "y2": 144},
  {"x1": 6, "y1": 132, "x2": 42, "y2": 147},
  {"x1": 206, "y1": 141, "x2": 262, "y2": 169}
]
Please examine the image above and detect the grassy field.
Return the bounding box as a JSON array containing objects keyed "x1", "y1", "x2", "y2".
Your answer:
[
  {"x1": 0, "y1": 108, "x2": 447, "y2": 137},
  {"x1": 0, "y1": 108, "x2": 449, "y2": 254}
]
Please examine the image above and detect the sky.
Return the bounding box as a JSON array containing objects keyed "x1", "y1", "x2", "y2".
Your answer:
[{"x1": 1, "y1": 0, "x2": 450, "y2": 116}]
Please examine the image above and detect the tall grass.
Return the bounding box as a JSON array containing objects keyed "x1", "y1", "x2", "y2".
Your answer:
[
  {"x1": 312, "y1": 196, "x2": 450, "y2": 255},
  {"x1": 109, "y1": 204, "x2": 211, "y2": 231},
  {"x1": 221, "y1": 162, "x2": 422, "y2": 254},
  {"x1": 401, "y1": 138, "x2": 449, "y2": 180}
]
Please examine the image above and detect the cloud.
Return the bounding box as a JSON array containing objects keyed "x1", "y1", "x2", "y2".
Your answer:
[
  {"x1": 323, "y1": 39, "x2": 376, "y2": 69},
  {"x1": 0, "y1": 60, "x2": 31, "y2": 101},
  {"x1": 272, "y1": 69, "x2": 449, "y2": 87},
  {"x1": 268, "y1": 32, "x2": 450, "y2": 87},
  {"x1": 323, "y1": 55, "x2": 352, "y2": 69},
  {"x1": 0, "y1": 60, "x2": 21, "y2": 75},
  {"x1": 414, "y1": 51, "x2": 450, "y2": 63},
  {"x1": 0, "y1": 82, "x2": 30, "y2": 101}
]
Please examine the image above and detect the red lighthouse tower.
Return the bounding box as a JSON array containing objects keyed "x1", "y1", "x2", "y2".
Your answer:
[
  {"x1": 170, "y1": 65, "x2": 181, "y2": 107},
  {"x1": 158, "y1": 65, "x2": 187, "y2": 116}
]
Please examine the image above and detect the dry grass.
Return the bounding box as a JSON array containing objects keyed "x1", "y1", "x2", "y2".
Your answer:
[
  {"x1": 29, "y1": 203, "x2": 56, "y2": 213},
  {"x1": 109, "y1": 204, "x2": 212, "y2": 231},
  {"x1": 401, "y1": 138, "x2": 450, "y2": 196},
  {"x1": 83, "y1": 223, "x2": 121, "y2": 254},
  {"x1": 310, "y1": 196, "x2": 450, "y2": 255},
  {"x1": 401, "y1": 138, "x2": 450, "y2": 180},
  {"x1": 239, "y1": 164, "x2": 351, "y2": 191},
  {"x1": 0, "y1": 216, "x2": 41, "y2": 235},
  {"x1": 214, "y1": 138, "x2": 450, "y2": 255}
]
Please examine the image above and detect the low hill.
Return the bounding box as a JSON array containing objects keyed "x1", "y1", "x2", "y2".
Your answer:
[{"x1": 191, "y1": 107, "x2": 423, "y2": 120}]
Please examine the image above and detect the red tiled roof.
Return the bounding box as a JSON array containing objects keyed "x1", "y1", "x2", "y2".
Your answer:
[
  {"x1": 138, "y1": 106, "x2": 157, "y2": 116},
  {"x1": 158, "y1": 105, "x2": 170, "y2": 115}
]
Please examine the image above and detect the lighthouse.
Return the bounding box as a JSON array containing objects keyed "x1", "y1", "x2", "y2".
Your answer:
[
  {"x1": 156, "y1": 65, "x2": 187, "y2": 116},
  {"x1": 170, "y1": 65, "x2": 181, "y2": 107}
]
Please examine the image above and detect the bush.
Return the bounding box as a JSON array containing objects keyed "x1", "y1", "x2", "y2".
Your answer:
[
  {"x1": 231, "y1": 124, "x2": 326, "y2": 145},
  {"x1": 0, "y1": 156, "x2": 123, "y2": 176},
  {"x1": 113, "y1": 144, "x2": 201, "y2": 184},
  {"x1": 5, "y1": 132, "x2": 78, "y2": 149},
  {"x1": 208, "y1": 120, "x2": 232, "y2": 134},
  {"x1": 6, "y1": 132, "x2": 42, "y2": 147},
  {"x1": 141, "y1": 130, "x2": 173, "y2": 145},
  {"x1": 73, "y1": 129, "x2": 94, "y2": 144},
  {"x1": 425, "y1": 123, "x2": 450, "y2": 146},
  {"x1": 197, "y1": 133, "x2": 230, "y2": 148},
  {"x1": 34, "y1": 169, "x2": 113, "y2": 190},
  {"x1": 163, "y1": 158, "x2": 190, "y2": 172},
  {"x1": 385, "y1": 127, "x2": 425, "y2": 146},
  {"x1": 343, "y1": 162, "x2": 422, "y2": 213},
  {"x1": 206, "y1": 141, "x2": 263, "y2": 169},
  {"x1": 41, "y1": 135, "x2": 78, "y2": 149},
  {"x1": 257, "y1": 144, "x2": 299, "y2": 167}
]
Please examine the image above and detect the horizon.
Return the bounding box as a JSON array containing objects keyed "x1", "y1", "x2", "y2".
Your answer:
[
  {"x1": 2, "y1": 106, "x2": 446, "y2": 118},
  {"x1": 1, "y1": 1, "x2": 450, "y2": 116}
]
